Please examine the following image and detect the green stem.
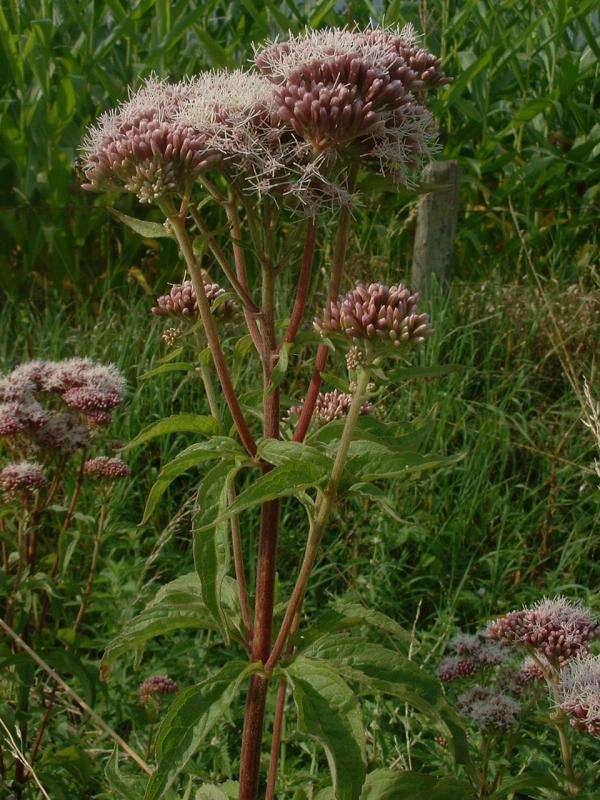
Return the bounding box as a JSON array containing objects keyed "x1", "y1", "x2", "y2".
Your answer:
[{"x1": 266, "y1": 362, "x2": 371, "y2": 672}]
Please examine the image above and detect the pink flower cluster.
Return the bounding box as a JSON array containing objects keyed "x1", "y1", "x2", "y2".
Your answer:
[
  {"x1": 558, "y1": 655, "x2": 600, "y2": 736},
  {"x1": 0, "y1": 359, "x2": 126, "y2": 453},
  {"x1": 486, "y1": 597, "x2": 600, "y2": 665},
  {"x1": 437, "y1": 631, "x2": 510, "y2": 682},
  {"x1": 139, "y1": 675, "x2": 179, "y2": 705},
  {"x1": 81, "y1": 27, "x2": 449, "y2": 206},
  {"x1": 151, "y1": 280, "x2": 237, "y2": 321},
  {"x1": 458, "y1": 685, "x2": 520, "y2": 730},
  {"x1": 83, "y1": 456, "x2": 131, "y2": 481},
  {"x1": 316, "y1": 282, "x2": 432, "y2": 347},
  {"x1": 0, "y1": 461, "x2": 46, "y2": 495},
  {"x1": 286, "y1": 388, "x2": 373, "y2": 427},
  {"x1": 254, "y1": 25, "x2": 448, "y2": 183}
]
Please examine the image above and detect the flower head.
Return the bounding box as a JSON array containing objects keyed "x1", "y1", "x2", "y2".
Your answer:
[
  {"x1": 558, "y1": 655, "x2": 600, "y2": 736},
  {"x1": 0, "y1": 461, "x2": 46, "y2": 494},
  {"x1": 151, "y1": 280, "x2": 236, "y2": 321},
  {"x1": 486, "y1": 597, "x2": 600, "y2": 665},
  {"x1": 139, "y1": 675, "x2": 179, "y2": 705},
  {"x1": 81, "y1": 77, "x2": 221, "y2": 202},
  {"x1": 458, "y1": 685, "x2": 520, "y2": 730},
  {"x1": 286, "y1": 388, "x2": 372, "y2": 428},
  {"x1": 438, "y1": 656, "x2": 478, "y2": 682},
  {"x1": 254, "y1": 25, "x2": 447, "y2": 182},
  {"x1": 316, "y1": 282, "x2": 432, "y2": 348},
  {"x1": 84, "y1": 456, "x2": 131, "y2": 481}
]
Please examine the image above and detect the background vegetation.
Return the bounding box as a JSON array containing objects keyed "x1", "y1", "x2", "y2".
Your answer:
[{"x1": 0, "y1": 0, "x2": 598, "y2": 797}]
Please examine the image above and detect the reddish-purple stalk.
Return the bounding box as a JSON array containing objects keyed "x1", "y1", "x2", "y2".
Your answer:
[
  {"x1": 293, "y1": 167, "x2": 357, "y2": 443},
  {"x1": 238, "y1": 248, "x2": 281, "y2": 799},
  {"x1": 161, "y1": 200, "x2": 257, "y2": 458},
  {"x1": 283, "y1": 218, "x2": 317, "y2": 346}
]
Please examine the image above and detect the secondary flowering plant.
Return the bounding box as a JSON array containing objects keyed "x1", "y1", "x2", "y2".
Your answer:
[
  {"x1": 437, "y1": 597, "x2": 600, "y2": 798},
  {"x1": 0, "y1": 357, "x2": 130, "y2": 794},
  {"x1": 81, "y1": 24, "x2": 474, "y2": 800}
]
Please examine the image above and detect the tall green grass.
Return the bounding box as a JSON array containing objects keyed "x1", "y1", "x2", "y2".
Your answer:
[{"x1": 1, "y1": 0, "x2": 598, "y2": 293}]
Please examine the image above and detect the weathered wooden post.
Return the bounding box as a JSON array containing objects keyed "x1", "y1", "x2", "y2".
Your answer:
[{"x1": 411, "y1": 160, "x2": 459, "y2": 293}]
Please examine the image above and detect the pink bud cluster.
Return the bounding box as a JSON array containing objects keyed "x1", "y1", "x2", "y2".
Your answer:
[
  {"x1": 286, "y1": 388, "x2": 373, "y2": 428},
  {"x1": 81, "y1": 78, "x2": 222, "y2": 202},
  {"x1": 458, "y1": 685, "x2": 520, "y2": 730},
  {"x1": 437, "y1": 631, "x2": 510, "y2": 682},
  {"x1": 151, "y1": 280, "x2": 236, "y2": 320},
  {"x1": 83, "y1": 456, "x2": 131, "y2": 481},
  {"x1": 139, "y1": 675, "x2": 179, "y2": 705},
  {"x1": 254, "y1": 25, "x2": 447, "y2": 181},
  {"x1": 0, "y1": 461, "x2": 46, "y2": 494},
  {"x1": 558, "y1": 655, "x2": 600, "y2": 736},
  {"x1": 486, "y1": 597, "x2": 600, "y2": 665},
  {"x1": 316, "y1": 282, "x2": 432, "y2": 347}
]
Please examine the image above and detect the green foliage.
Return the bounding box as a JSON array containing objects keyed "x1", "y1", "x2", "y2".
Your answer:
[{"x1": 1, "y1": 0, "x2": 598, "y2": 292}]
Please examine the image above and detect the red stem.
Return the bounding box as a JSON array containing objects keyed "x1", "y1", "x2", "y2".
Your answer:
[{"x1": 283, "y1": 217, "x2": 317, "y2": 346}]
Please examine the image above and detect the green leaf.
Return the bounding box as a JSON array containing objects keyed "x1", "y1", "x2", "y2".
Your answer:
[
  {"x1": 141, "y1": 437, "x2": 247, "y2": 524},
  {"x1": 267, "y1": 341, "x2": 292, "y2": 394},
  {"x1": 320, "y1": 372, "x2": 350, "y2": 392},
  {"x1": 309, "y1": 416, "x2": 424, "y2": 454},
  {"x1": 43, "y1": 650, "x2": 96, "y2": 705},
  {"x1": 387, "y1": 364, "x2": 464, "y2": 381},
  {"x1": 101, "y1": 596, "x2": 218, "y2": 676},
  {"x1": 360, "y1": 769, "x2": 472, "y2": 800},
  {"x1": 108, "y1": 208, "x2": 173, "y2": 238},
  {"x1": 257, "y1": 439, "x2": 332, "y2": 472},
  {"x1": 105, "y1": 747, "x2": 147, "y2": 800},
  {"x1": 146, "y1": 661, "x2": 261, "y2": 800},
  {"x1": 497, "y1": 771, "x2": 561, "y2": 795},
  {"x1": 140, "y1": 362, "x2": 197, "y2": 380},
  {"x1": 296, "y1": 602, "x2": 410, "y2": 653},
  {"x1": 347, "y1": 450, "x2": 462, "y2": 482},
  {"x1": 511, "y1": 97, "x2": 553, "y2": 124},
  {"x1": 123, "y1": 414, "x2": 219, "y2": 452},
  {"x1": 212, "y1": 459, "x2": 329, "y2": 523},
  {"x1": 193, "y1": 468, "x2": 239, "y2": 644},
  {"x1": 309, "y1": 640, "x2": 469, "y2": 766},
  {"x1": 286, "y1": 657, "x2": 366, "y2": 800}
]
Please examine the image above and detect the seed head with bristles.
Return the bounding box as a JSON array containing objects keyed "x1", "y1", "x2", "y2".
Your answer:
[
  {"x1": 558, "y1": 654, "x2": 600, "y2": 736},
  {"x1": 316, "y1": 282, "x2": 432, "y2": 348}
]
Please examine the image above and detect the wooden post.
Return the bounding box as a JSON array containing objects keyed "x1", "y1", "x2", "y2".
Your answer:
[{"x1": 411, "y1": 160, "x2": 459, "y2": 292}]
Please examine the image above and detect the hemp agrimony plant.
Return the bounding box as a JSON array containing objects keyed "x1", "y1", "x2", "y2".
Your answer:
[
  {"x1": 0, "y1": 358, "x2": 129, "y2": 795},
  {"x1": 79, "y1": 24, "x2": 467, "y2": 800}
]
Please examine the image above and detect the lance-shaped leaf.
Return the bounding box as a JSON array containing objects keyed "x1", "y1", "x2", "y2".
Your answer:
[
  {"x1": 347, "y1": 449, "x2": 463, "y2": 482},
  {"x1": 387, "y1": 364, "x2": 465, "y2": 381},
  {"x1": 123, "y1": 414, "x2": 219, "y2": 452},
  {"x1": 309, "y1": 640, "x2": 469, "y2": 765},
  {"x1": 193, "y1": 467, "x2": 240, "y2": 645},
  {"x1": 309, "y1": 416, "x2": 429, "y2": 454},
  {"x1": 109, "y1": 208, "x2": 174, "y2": 238},
  {"x1": 101, "y1": 597, "x2": 217, "y2": 676},
  {"x1": 285, "y1": 657, "x2": 366, "y2": 800},
  {"x1": 295, "y1": 602, "x2": 410, "y2": 654},
  {"x1": 105, "y1": 747, "x2": 148, "y2": 800},
  {"x1": 141, "y1": 437, "x2": 248, "y2": 524},
  {"x1": 198, "y1": 458, "x2": 329, "y2": 530},
  {"x1": 141, "y1": 362, "x2": 197, "y2": 380},
  {"x1": 257, "y1": 439, "x2": 333, "y2": 472},
  {"x1": 145, "y1": 661, "x2": 261, "y2": 800},
  {"x1": 360, "y1": 769, "x2": 472, "y2": 799}
]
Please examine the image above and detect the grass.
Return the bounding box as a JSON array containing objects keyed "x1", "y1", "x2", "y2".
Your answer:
[
  {"x1": 0, "y1": 264, "x2": 597, "y2": 794},
  {"x1": 0, "y1": 0, "x2": 598, "y2": 292}
]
